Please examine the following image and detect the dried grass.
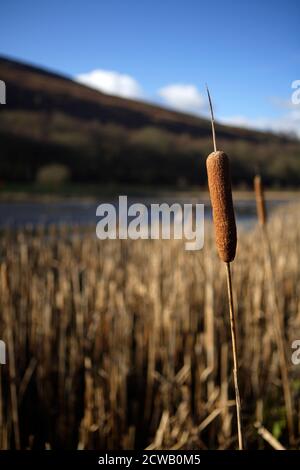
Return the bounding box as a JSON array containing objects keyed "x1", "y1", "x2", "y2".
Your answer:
[{"x1": 0, "y1": 205, "x2": 299, "y2": 449}]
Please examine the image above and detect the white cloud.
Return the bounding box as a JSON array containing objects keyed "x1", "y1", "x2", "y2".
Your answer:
[
  {"x1": 221, "y1": 91, "x2": 300, "y2": 138},
  {"x1": 269, "y1": 97, "x2": 296, "y2": 110},
  {"x1": 220, "y1": 110, "x2": 300, "y2": 138},
  {"x1": 75, "y1": 69, "x2": 143, "y2": 99},
  {"x1": 157, "y1": 84, "x2": 206, "y2": 115}
]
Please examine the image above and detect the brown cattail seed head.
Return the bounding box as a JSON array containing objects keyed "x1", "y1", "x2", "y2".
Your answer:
[
  {"x1": 206, "y1": 151, "x2": 237, "y2": 263},
  {"x1": 254, "y1": 175, "x2": 267, "y2": 226}
]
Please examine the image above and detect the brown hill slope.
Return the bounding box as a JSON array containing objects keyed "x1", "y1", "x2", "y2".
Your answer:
[{"x1": 0, "y1": 56, "x2": 299, "y2": 187}]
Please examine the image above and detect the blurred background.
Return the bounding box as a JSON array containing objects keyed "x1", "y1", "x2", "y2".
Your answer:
[{"x1": 0, "y1": 0, "x2": 299, "y2": 225}]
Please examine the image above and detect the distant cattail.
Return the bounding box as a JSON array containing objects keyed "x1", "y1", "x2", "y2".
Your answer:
[
  {"x1": 254, "y1": 175, "x2": 267, "y2": 226},
  {"x1": 254, "y1": 174, "x2": 294, "y2": 442},
  {"x1": 206, "y1": 151, "x2": 237, "y2": 263}
]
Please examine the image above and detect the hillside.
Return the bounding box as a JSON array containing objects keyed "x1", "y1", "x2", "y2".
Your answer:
[{"x1": 0, "y1": 56, "x2": 300, "y2": 188}]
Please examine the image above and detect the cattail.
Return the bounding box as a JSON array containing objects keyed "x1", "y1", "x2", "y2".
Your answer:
[
  {"x1": 206, "y1": 151, "x2": 237, "y2": 262},
  {"x1": 206, "y1": 86, "x2": 243, "y2": 450},
  {"x1": 254, "y1": 175, "x2": 267, "y2": 226}
]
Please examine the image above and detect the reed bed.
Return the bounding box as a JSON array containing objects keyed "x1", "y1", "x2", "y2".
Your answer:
[{"x1": 1, "y1": 206, "x2": 300, "y2": 450}]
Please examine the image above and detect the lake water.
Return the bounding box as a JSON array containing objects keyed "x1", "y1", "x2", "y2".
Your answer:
[{"x1": 0, "y1": 196, "x2": 294, "y2": 229}]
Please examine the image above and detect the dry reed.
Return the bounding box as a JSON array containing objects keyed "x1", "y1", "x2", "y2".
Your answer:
[
  {"x1": 254, "y1": 175, "x2": 295, "y2": 444},
  {"x1": 0, "y1": 209, "x2": 299, "y2": 448}
]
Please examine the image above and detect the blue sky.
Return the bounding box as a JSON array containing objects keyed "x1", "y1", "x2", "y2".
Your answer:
[{"x1": 1, "y1": 0, "x2": 299, "y2": 135}]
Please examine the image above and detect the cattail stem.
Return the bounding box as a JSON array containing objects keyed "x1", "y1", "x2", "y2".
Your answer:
[{"x1": 225, "y1": 262, "x2": 243, "y2": 450}]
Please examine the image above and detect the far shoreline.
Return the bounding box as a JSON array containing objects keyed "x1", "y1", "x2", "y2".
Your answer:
[{"x1": 1, "y1": 183, "x2": 300, "y2": 204}]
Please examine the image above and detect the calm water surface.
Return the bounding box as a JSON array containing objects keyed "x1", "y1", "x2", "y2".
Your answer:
[{"x1": 0, "y1": 196, "x2": 295, "y2": 230}]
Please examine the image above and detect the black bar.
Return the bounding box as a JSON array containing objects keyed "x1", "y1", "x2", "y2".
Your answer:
[{"x1": 0, "y1": 450, "x2": 299, "y2": 467}]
